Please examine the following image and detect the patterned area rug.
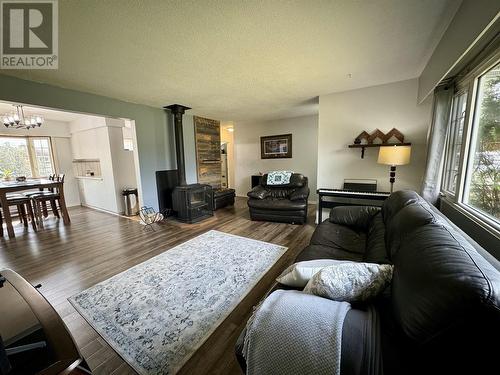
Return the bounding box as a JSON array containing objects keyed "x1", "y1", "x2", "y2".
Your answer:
[{"x1": 69, "y1": 230, "x2": 287, "y2": 375}]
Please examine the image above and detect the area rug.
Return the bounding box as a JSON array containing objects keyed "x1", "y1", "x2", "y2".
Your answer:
[{"x1": 69, "y1": 230, "x2": 287, "y2": 375}]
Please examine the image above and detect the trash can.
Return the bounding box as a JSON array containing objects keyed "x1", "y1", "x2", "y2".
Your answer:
[{"x1": 122, "y1": 188, "x2": 139, "y2": 216}]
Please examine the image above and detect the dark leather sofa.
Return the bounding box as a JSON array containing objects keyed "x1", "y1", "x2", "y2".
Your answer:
[
  {"x1": 236, "y1": 190, "x2": 500, "y2": 374},
  {"x1": 247, "y1": 173, "x2": 309, "y2": 224}
]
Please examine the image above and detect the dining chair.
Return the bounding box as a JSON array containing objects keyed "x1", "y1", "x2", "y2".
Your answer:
[
  {"x1": 0, "y1": 195, "x2": 37, "y2": 237},
  {"x1": 29, "y1": 174, "x2": 65, "y2": 229},
  {"x1": 23, "y1": 174, "x2": 56, "y2": 218}
]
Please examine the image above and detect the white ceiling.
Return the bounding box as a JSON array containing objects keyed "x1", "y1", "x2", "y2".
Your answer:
[
  {"x1": 0, "y1": 101, "x2": 99, "y2": 122},
  {"x1": 1, "y1": 0, "x2": 460, "y2": 122}
]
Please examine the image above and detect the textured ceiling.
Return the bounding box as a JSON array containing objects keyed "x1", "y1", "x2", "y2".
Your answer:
[{"x1": 1, "y1": 0, "x2": 460, "y2": 122}]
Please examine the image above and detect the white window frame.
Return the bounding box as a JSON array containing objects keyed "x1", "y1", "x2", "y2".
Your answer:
[
  {"x1": 440, "y1": 45, "x2": 500, "y2": 234},
  {"x1": 442, "y1": 89, "x2": 468, "y2": 196}
]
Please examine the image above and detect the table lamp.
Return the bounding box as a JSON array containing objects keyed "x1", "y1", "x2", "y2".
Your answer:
[{"x1": 377, "y1": 145, "x2": 411, "y2": 193}]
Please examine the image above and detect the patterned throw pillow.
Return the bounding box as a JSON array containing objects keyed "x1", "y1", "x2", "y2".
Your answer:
[
  {"x1": 267, "y1": 171, "x2": 293, "y2": 185},
  {"x1": 276, "y1": 259, "x2": 347, "y2": 287},
  {"x1": 303, "y1": 262, "x2": 393, "y2": 303}
]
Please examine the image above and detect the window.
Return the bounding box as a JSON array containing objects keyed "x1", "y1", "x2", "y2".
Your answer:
[
  {"x1": 122, "y1": 123, "x2": 134, "y2": 151},
  {"x1": 123, "y1": 137, "x2": 134, "y2": 151},
  {"x1": 463, "y1": 63, "x2": 500, "y2": 221},
  {"x1": 32, "y1": 138, "x2": 54, "y2": 177},
  {"x1": 0, "y1": 136, "x2": 55, "y2": 178},
  {"x1": 441, "y1": 47, "x2": 500, "y2": 230},
  {"x1": 443, "y1": 91, "x2": 468, "y2": 194}
]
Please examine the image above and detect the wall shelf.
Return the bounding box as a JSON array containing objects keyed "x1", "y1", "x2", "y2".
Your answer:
[{"x1": 348, "y1": 142, "x2": 412, "y2": 158}]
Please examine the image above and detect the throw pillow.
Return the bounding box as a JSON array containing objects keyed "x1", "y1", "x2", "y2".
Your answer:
[
  {"x1": 267, "y1": 171, "x2": 293, "y2": 185},
  {"x1": 303, "y1": 262, "x2": 393, "y2": 302},
  {"x1": 276, "y1": 259, "x2": 346, "y2": 287}
]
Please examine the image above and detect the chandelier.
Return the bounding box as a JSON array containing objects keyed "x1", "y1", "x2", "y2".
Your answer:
[{"x1": 3, "y1": 105, "x2": 44, "y2": 129}]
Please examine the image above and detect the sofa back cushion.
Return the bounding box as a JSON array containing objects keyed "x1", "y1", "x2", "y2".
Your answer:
[
  {"x1": 260, "y1": 173, "x2": 308, "y2": 189},
  {"x1": 381, "y1": 190, "x2": 419, "y2": 224},
  {"x1": 364, "y1": 212, "x2": 390, "y2": 264},
  {"x1": 391, "y1": 218, "x2": 500, "y2": 345},
  {"x1": 385, "y1": 200, "x2": 446, "y2": 258}
]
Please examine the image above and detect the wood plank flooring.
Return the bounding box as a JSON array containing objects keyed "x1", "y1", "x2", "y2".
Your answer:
[{"x1": 0, "y1": 198, "x2": 317, "y2": 375}]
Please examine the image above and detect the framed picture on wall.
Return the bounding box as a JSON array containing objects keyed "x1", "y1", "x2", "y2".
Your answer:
[{"x1": 260, "y1": 134, "x2": 292, "y2": 159}]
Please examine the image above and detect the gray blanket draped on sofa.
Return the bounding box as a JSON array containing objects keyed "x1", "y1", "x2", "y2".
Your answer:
[{"x1": 243, "y1": 290, "x2": 350, "y2": 375}]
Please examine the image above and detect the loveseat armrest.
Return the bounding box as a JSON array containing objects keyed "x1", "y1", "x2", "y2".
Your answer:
[
  {"x1": 247, "y1": 185, "x2": 269, "y2": 199},
  {"x1": 329, "y1": 206, "x2": 380, "y2": 231},
  {"x1": 289, "y1": 186, "x2": 310, "y2": 201}
]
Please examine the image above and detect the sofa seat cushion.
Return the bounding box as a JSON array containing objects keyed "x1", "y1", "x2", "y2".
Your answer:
[
  {"x1": 295, "y1": 244, "x2": 364, "y2": 263},
  {"x1": 341, "y1": 306, "x2": 383, "y2": 375},
  {"x1": 310, "y1": 220, "x2": 366, "y2": 255},
  {"x1": 247, "y1": 198, "x2": 307, "y2": 211}
]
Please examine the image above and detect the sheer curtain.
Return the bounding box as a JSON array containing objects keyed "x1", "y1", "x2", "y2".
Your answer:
[{"x1": 421, "y1": 86, "x2": 453, "y2": 205}]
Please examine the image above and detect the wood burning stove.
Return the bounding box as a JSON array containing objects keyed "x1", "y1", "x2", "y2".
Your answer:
[
  {"x1": 163, "y1": 104, "x2": 214, "y2": 223},
  {"x1": 171, "y1": 183, "x2": 213, "y2": 223}
]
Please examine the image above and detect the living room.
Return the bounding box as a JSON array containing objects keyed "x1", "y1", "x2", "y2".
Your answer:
[{"x1": 0, "y1": 1, "x2": 499, "y2": 375}]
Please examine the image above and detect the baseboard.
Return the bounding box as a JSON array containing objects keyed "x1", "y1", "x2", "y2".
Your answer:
[{"x1": 81, "y1": 203, "x2": 123, "y2": 216}]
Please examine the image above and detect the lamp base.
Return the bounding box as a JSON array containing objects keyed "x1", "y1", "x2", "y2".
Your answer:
[{"x1": 389, "y1": 166, "x2": 396, "y2": 193}]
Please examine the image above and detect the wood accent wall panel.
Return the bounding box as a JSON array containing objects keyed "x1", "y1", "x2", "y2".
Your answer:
[{"x1": 194, "y1": 116, "x2": 221, "y2": 187}]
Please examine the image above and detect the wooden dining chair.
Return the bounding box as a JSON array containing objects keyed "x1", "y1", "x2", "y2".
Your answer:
[
  {"x1": 30, "y1": 174, "x2": 65, "y2": 228},
  {"x1": 0, "y1": 195, "x2": 37, "y2": 237},
  {"x1": 23, "y1": 174, "x2": 56, "y2": 218}
]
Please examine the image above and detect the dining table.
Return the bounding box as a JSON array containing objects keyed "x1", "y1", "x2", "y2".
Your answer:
[{"x1": 0, "y1": 179, "x2": 70, "y2": 238}]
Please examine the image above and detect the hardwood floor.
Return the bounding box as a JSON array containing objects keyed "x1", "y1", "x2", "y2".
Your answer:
[{"x1": 0, "y1": 197, "x2": 317, "y2": 374}]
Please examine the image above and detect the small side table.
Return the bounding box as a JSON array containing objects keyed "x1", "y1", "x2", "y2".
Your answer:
[{"x1": 251, "y1": 175, "x2": 262, "y2": 189}]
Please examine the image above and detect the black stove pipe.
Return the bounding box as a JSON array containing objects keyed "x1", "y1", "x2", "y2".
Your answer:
[{"x1": 164, "y1": 104, "x2": 191, "y2": 186}]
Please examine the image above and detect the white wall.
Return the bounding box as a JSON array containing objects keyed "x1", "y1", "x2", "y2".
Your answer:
[
  {"x1": 70, "y1": 118, "x2": 119, "y2": 213},
  {"x1": 221, "y1": 122, "x2": 235, "y2": 189},
  {"x1": 107, "y1": 121, "x2": 138, "y2": 213},
  {"x1": 51, "y1": 137, "x2": 81, "y2": 207},
  {"x1": 234, "y1": 115, "x2": 318, "y2": 200},
  {"x1": 318, "y1": 78, "x2": 432, "y2": 197},
  {"x1": 69, "y1": 116, "x2": 142, "y2": 214}
]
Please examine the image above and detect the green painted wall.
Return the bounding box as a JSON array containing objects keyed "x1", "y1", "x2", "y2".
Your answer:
[{"x1": 0, "y1": 73, "x2": 180, "y2": 210}]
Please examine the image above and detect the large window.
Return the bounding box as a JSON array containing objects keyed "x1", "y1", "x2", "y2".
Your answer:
[
  {"x1": 0, "y1": 136, "x2": 55, "y2": 179},
  {"x1": 441, "y1": 49, "x2": 500, "y2": 229},
  {"x1": 463, "y1": 63, "x2": 500, "y2": 221}
]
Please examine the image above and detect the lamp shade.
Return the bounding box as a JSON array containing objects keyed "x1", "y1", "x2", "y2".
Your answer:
[{"x1": 377, "y1": 145, "x2": 411, "y2": 166}]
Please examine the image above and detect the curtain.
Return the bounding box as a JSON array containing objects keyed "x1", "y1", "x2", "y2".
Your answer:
[{"x1": 421, "y1": 86, "x2": 453, "y2": 205}]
